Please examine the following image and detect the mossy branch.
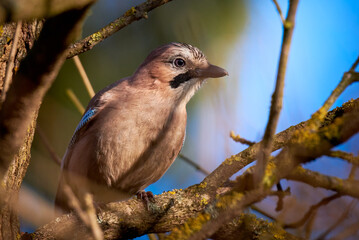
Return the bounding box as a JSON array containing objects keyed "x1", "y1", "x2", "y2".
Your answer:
[
  {"x1": 27, "y1": 188, "x2": 300, "y2": 240},
  {"x1": 67, "y1": 0, "x2": 175, "y2": 58},
  {"x1": 166, "y1": 97, "x2": 359, "y2": 240}
]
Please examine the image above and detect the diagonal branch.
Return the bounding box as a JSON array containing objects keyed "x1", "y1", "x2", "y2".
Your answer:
[
  {"x1": 285, "y1": 166, "x2": 359, "y2": 199},
  {"x1": 284, "y1": 193, "x2": 341, "y2": 229},
  {"x1": 326, "y1": 150, "x2": 359, "y2": 165},
  {"x1": 271, "y1": 0, "x2": 286, "y2": 25},
  {"x1": 315, "y1": 200, "x2": 357, "y2": 240},
  {"x1": 67, "y1": 0, "x2": 175, "y2": 58}
]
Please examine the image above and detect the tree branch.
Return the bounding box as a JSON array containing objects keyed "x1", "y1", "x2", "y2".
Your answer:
[
  {"x1": 254, "y1": 0, "x2": 299, "y2": 185},
  {"x1": 326, "y1": 150, "x2": 359, "y2": 165},
  {"x1": 66, "y1": 0, "x2": 175, "y2": 58},
  {"x1": 286, "y1": 166, "x2": 359, "y2": 198},
  {"x1": 271, "y1": 0, "x2": 286, "y2": 25},
  {"x1": 229, "y1": 131, "x2": 255, "y2": 146},
  {"x1": 283, "y1": 193, "x2": 341, "y2": 229},
  {"x1": 27, "y1": 188, "x2": 299, "y2": 240},
  {"x1": 0, "y1": 4, "x2": 91, "y2": 175}
]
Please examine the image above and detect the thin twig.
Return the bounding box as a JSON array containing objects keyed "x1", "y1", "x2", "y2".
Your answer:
[
  {"x1": 284, "y1": 193, "x2": 341, "y2": 229},
  {"x1": 36, "y1": 125, "x2": 62, "y2": 165},
  {"x1": 178, "y1": 154, "x2": 210, "y2": 176},
  {"x1": 250, "y1": 205, "x2": 277, "y2": 221},
  {"x1": 315, "y1": 200, "x2": 357, "y2": 240},
  {"x1": 254, "y1": 0, "x2": 299, "y2": 186},
  {"x1": 229, "y1": 131, "x2": 255, "y2": 146},
  {"x1": 348, "y1": 165, "x2": 357, "y2": 180},
  {"x1": 1, "y1": 21, "x2": 22, "y2": 103},
  {"x1": 66, "y1": 89, "x2": 85, "y2": 114},
  {"x1": 308, "y1": 57, "x2": 359, "y2": 129},
  {"x1": 271, "y1": 0, "x2": 286, "y2": 25},
  {"x1": 304, "y1": 212, "x2": 316, "y2": 239},
  {"x1": 330, "y1": 220, "x2": 359, "y2": 240},
  {"x1": 73, "y1": 55, "x2": 95, "y2": 98},
  {"x1": 157, "y1": 233, "x2": 167, "y2": 240},
  {"x1": 349, "y1": 55, "x2": 359, "y2": 72},
  {"x1": 286, "y1": 166, "x2": 359, "y2": 199},
  {"x1": 326, "y1": 150, "x2": 359, "y2": 166},
  {"x1": 63, "y1": 185, "x2": 90, "y2": 225},
  {"x1": 67, "y1": 0, "x2": 175, "y2": 58},
  {"x1": 275, "y1": 183, "x2": 289, "y2": 211},
  {"x1": 63, "y1": 185, "x2": 103, "y2": 240},
  {"x1": 84, "y1": 193, "x2": 104, "y2": 240},
  {"x1": 147, "y1": 234, "x2": 158, "y2": 240}
]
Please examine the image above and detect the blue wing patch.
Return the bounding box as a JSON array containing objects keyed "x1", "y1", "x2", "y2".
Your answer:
[
  {"x1": 74, "y1": 108, "x2": 97, "y2": 134},
  {"x1": 70, "y1": 108, "x2": 97, "y2": 146}
]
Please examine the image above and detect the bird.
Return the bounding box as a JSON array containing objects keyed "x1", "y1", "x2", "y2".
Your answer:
[{"x1": 55, "y1": 42, "x2": 228, "y2": 212}]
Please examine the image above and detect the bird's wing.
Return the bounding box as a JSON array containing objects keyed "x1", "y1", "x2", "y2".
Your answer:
[
  {"x1": 69, "y1": 107, "x2": 97, "y2": 147},
  {"x1": 60, "y1": 78, "x2": 128, "y2": 169}
]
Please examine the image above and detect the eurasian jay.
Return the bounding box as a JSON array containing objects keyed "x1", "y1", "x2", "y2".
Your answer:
[{"x1": 55, "y1": 43, "x2": 228, "y2": 212}]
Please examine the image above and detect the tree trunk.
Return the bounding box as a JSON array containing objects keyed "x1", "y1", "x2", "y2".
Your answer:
[{"x1": 0, "y1": 20, "x2": 42, "y2": 240}]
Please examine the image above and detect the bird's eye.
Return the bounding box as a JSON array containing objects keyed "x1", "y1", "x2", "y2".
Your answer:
[{"x1": 174, "y1": 58, "x2": 186, "y2": 68}]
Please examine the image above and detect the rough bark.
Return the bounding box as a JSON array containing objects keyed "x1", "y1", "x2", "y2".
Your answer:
[
  {"x1": 0, "y1": 4, "x2": 91, "y2": 180},
  {"x1": 0, "y1": 20, "x2": 42, "y2": 240},
  {"x1": 27, "y1": 188, "x2": 301, "y2": 240},
  {"x1": 0, "y1": 5, "x2": 91, "y2": 240}
]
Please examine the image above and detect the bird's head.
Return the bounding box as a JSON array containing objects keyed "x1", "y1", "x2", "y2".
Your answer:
[{"x1": 132, "y1": 43, "x2": 228, "y2": 104}]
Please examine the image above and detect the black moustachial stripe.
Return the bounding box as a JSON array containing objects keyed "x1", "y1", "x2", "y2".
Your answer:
[{"x1": 169, "y1": 71, "x2": 195, "y2": 88}]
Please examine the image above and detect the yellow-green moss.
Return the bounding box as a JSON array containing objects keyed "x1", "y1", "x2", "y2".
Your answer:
[
  {"x1": 167, "y1": 188, "x2": 182, "y2": 195},
  {"x1": 200, "y1": 197, "x2": 209, "y2": 206},
  {"x1": 261, "y1": 161, "x2": 277, "y2": 189},
  {"x1": 90, "y1": 32, "x2": 103, "y2": 43},
  {"x1": 283, "y1": 20, "x2": 293, "y2": 29},
  {"x1": 216, "y1": 191, "x2": 243, "y2": 209},
  {"x1": 224, "y1": 155, "x2": 240, "y2": 165},
  {"x1": 124, "y1": 7, "x2": 137, "y2": 17},
  {"x1": 198, "y1": 181, "x2": 207, "y2": 189},
  {"x1": 165, "y1": 213, "x2": 211, "y2": 240},
  {"x1": 322, "y1": 117, "x2": 343, "y2": 141},
  {"x1": 168, "y1": 190, "x2": 176, "y2": 195}
]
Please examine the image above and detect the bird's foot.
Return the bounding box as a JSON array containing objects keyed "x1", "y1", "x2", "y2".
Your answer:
[{"x1": 136, "y1": 190, "x2": 155, "y2": 210}]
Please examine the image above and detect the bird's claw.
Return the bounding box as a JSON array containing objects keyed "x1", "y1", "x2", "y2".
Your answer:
[{"x1": 137, "y1": 190, "x2": 155, "y2": 209}]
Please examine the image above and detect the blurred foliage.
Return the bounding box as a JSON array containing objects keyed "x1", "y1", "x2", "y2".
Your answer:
[{"x1": 27, "y1": 0, "x2": 247, "y2": 202}]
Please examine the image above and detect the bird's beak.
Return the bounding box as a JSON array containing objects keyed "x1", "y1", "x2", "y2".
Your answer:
[{"x1": 195, "y1": 63, "x2": 228, "y2": 79}]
